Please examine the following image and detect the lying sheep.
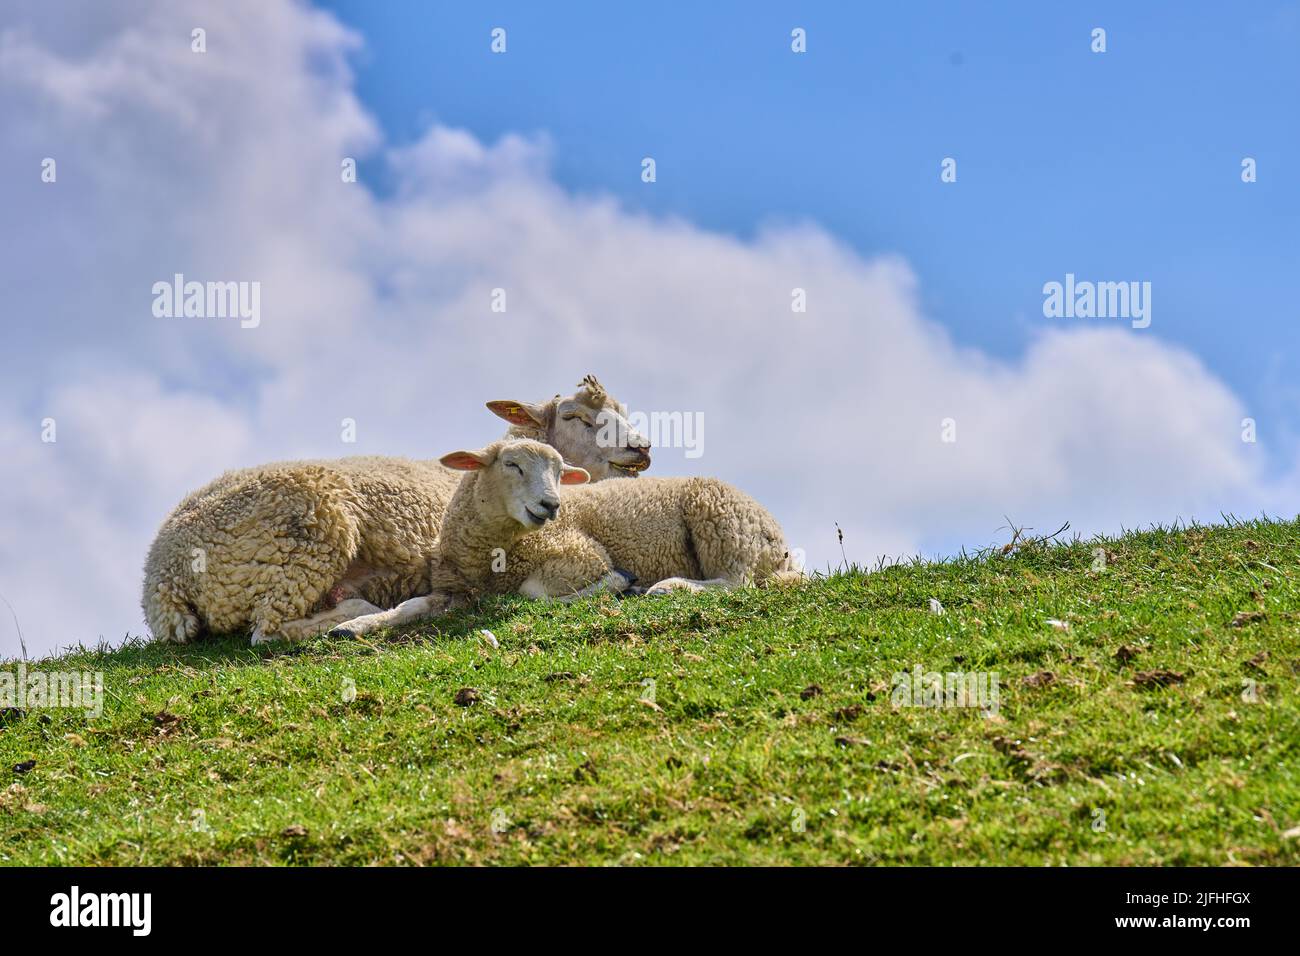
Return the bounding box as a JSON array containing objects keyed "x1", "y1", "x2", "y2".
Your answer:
[
  {"x1": 328, "y1": 439, "x2": 801, "y2": 637},
  {"x1": 141, "y1": 377, "x2": 650, "y2": 646}
]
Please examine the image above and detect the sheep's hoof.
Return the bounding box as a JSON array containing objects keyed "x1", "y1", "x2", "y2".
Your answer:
[
  {"x1": 328, "y1": 626, "x2": 356, "y2": 639},
  {"x1": 616, "y1": 586, "x2": 648, "y2": 599},
  {"x1": 611, "y1": 567, "x2": 637, "y2": 585}
]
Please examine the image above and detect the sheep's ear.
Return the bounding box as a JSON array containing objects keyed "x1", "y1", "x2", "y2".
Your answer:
[
  {"x1": 486, "y1": 400, "x2": 549, "y2": 428},
  {"x1": 560, "y1": 465, "x2": 590, "y2": 485},
  {"x1": 440, "y1": 450, "x2": 491, "y2": 471}
]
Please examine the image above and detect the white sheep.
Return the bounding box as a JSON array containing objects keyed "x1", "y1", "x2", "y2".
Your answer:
[
  {"x1": 141, "y1": 377, "x2": 650, "y2": 646},
  {"x1": 329, "y1": 438, "x2": 801, "y2": 637}
]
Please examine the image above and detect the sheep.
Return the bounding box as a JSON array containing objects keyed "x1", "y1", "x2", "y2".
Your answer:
[
  {"x1": 328, "y1": 438, "x2": 801, "y2": 637},
  {"x1": 140, "y1": 377, "x2": 651, "y2": 646}
]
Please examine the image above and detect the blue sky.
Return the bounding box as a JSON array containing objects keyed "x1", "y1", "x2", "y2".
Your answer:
[{"x1": 322, "y1": 0, "x2": 1300, "y2": 442}]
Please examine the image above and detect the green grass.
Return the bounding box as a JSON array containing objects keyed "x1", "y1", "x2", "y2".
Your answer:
[{"x1": 2, "y1": 517, "x2": 1298, "y2": 866}]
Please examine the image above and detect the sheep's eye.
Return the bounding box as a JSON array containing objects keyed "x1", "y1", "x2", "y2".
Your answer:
[{"x1": 507, "y1": 462, "x2": 523, "y2": 474}]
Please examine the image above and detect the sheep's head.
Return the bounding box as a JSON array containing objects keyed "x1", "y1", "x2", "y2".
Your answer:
[
  {"x1": 441, "y1": 439, "x2": 589, "y2": 530},
  {"x1": 486, "y1": 374, "x2": 652, "y2": 481}
]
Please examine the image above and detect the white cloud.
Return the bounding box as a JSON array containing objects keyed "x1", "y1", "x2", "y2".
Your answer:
[{"x1": 0, "y1": 1, "x2": 1289, "y2": 655}]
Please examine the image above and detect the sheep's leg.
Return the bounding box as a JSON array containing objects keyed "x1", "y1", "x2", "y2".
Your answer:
[
  {"x1": 249, "y1": 551, "x2": 436, "y2": 646},
  {"x1": 145, "y1": 584, "x2": 202, "y2": 644},
  {"x1": 676, "y1": 483, "x2": 795, "y2": 590},
  {"x1": 644, "y1": 577, "x2": 738, "y2": 595},
  {"x1": 514, "y1": 531, "x2": 632, "y2": 602},
  {"x1": 330, "y1": 561, "x2": 430, "y2": 611},
  {"x1": 229, "y1": 473, "x2": 365, "y2": 643},
  {"x1": 327, "y1": 593, "x2": 453, "y2": 639},
  {"x1": 252, "y1": 598, "x2": 384, "y2": 646},
  {"x1": 523, "y1": 568, "x2": 636, "y2": 602}
]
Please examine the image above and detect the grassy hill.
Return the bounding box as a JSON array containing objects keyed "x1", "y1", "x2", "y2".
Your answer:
[{"x1": 2, "y1": 518, "x2": 1298, "y2": 866}]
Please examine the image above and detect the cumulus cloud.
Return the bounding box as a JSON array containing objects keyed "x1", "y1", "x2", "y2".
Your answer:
[{"x1": 0, "y1": 0, "x2": 1289, "y2": 655}]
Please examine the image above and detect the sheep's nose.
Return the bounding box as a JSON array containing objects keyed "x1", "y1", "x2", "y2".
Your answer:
[{"x1": 539, "y1": 498, "x2": 560, "y2": 518}]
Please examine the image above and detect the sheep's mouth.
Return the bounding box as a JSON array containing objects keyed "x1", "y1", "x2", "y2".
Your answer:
[
  {"x1": 610, "y1": 454, "x2": 651, "y2": 476},
  {"x1": 524, "y1": 508, "x2": 549, "y2": 525}
]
